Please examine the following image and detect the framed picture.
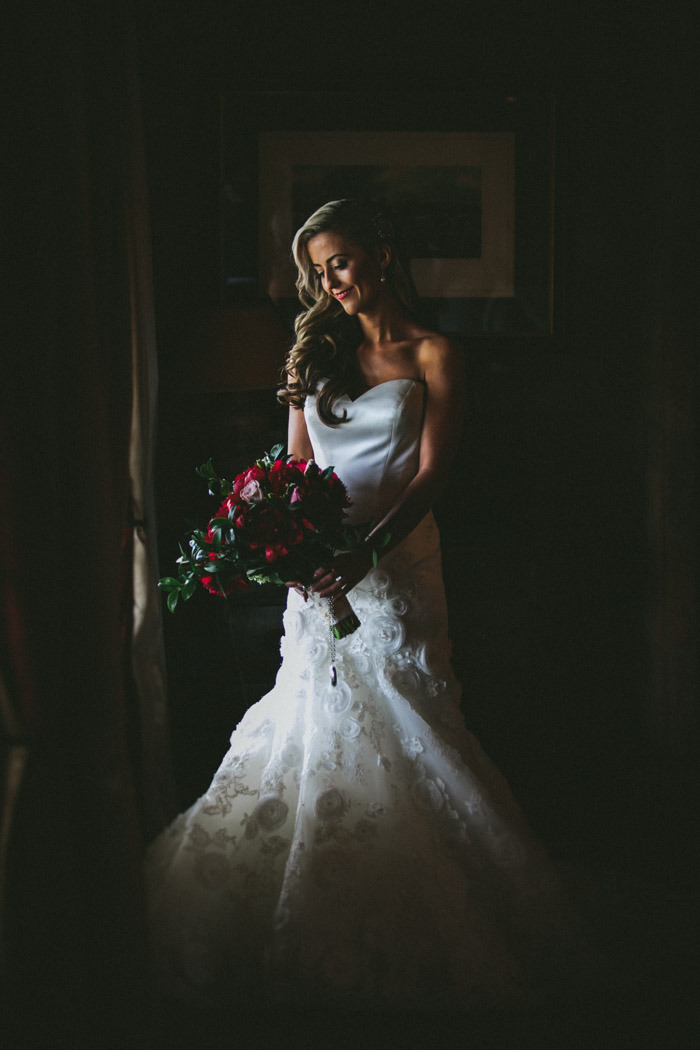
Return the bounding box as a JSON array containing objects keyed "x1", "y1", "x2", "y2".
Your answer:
[
  {"x1": 258, "y1": 131, "x2": 515, "y2": 301},
  {"x1": 220, "y1": 93, "x2": 557, "y2": 336}
]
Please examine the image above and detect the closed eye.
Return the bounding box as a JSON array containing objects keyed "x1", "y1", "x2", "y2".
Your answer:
[{"x1": 313, "y1": 260, "x2": 349, "y2": 279}]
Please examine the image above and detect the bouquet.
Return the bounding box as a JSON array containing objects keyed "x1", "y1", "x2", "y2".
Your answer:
[{"x1": 159, "y1": 445, "x2": 379, "y2": 637}]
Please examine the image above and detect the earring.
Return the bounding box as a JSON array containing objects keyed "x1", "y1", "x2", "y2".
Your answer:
[{"x1": 380, "y1": 274, "x2": 386, "y2": 283}]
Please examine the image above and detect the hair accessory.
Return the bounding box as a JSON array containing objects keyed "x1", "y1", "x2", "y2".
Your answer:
[{"x1": 370, "y1": 209, "x2": 395, "y2": 243}]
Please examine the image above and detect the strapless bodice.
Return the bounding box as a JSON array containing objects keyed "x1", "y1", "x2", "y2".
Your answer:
[{"x1": 303, "y1": 378, "x2": 425, "y2": 524}]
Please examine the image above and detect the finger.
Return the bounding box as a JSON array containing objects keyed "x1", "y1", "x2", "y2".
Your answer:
[
  {"x1": 310, "y1": 572, "x2": 335, "y2": 593},
  {"x1": 317, "y1": 579, "x2": 345, "y2": 599}
]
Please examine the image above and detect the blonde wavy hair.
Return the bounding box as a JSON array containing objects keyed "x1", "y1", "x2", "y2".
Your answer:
[{"x1": 277, "y1": 199, "x2": 419, "y2": 426}]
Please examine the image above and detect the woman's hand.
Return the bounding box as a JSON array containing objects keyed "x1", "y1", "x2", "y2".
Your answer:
[
  {"x1": 285, "y1": 581, "x2": 308, "y2": 600},
  {"x1": 310, "y1": 545, "x2": 375, "y2": 600}
]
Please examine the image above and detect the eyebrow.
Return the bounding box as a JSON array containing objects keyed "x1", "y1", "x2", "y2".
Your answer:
[{"x1": 311, "y1": 253, "x2": 347, "y2": 268}]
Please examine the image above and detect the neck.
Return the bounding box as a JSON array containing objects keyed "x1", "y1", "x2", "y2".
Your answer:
[{"x1": 358, "y1": 297, "x2": 410, "y2": 346}]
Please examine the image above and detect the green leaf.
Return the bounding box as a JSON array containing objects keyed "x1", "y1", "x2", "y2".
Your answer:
[
  {"x1": 203, "y1": 561, "x2": 223, "y2": 573},
  {"x1": 210, "y1": 516, "x2": 235, "y2": 527},
  {"x1": 167, "y1": 591, "x2": 179, "y2": 613},
  {"x1": 195, "y1": 459, "x2": 233, "y2": 497},
  {"x1": 158, "y1": 577, "x2": 180, "y2": 590},
  {"x1": 269, "y1": 442, "x2": 285, "y2": 461},
  {"x1": 195, "y1": 459, "x2": 215, "y2": 479},
  {"x1": 182, "y1": 577, "x2": 197, "y2": 601}
]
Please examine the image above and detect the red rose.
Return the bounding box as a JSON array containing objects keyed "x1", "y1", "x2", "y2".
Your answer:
[
  {"x1": 267, "y1": 458, "x2": 306, "y2": 495},
  {"x1": 297, "y1": 464, "x2": 349, "y2": 507},
  {"x1": 323, "y1": 471, "x2": 350, "y2": 508},
  {"x1": 245, "y1": 505, "x2": 304, "y2": 562},
  {"x1": 201, "y1": 573, "x2": 249, "y2": 596},
  {"x1": 292, "y1": 488, "x2": 347, "y2": 529}
]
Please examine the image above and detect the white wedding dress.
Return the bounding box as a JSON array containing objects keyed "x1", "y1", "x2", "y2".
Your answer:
[{"x1": 146, "y1": 379, "x2": 586, "y2": 1010}]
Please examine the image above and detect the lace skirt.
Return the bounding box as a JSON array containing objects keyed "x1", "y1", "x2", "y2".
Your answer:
[{"x1": 146, "y1": 514, "x2": 584, "y2": 1009}]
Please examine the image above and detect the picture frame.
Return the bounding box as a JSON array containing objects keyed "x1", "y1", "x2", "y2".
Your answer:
[
  {"x1": 220, "y1": 93, "x2": 557, "y2": 336},
  {"x1": 258, "y1": 131, "x2": 515, "y2": 301}
]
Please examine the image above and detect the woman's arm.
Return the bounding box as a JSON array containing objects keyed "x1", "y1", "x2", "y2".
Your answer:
[
  {"x1": 288, "y1": 405, "x2": 314, "y2": 461},
  {"x1": 370, "y1": 335, "x2": 465, "y2": 549},
  {"x1": 312, "y1": 337, "x2": 465, "y2": 599},
  {"x1": 285, "y1": 405, "x2": 315, "y2": 598}
]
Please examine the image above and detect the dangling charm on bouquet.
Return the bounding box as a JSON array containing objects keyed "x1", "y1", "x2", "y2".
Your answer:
[{"x1": 320, "y1": 594, "x2": 356, "y2": 688}]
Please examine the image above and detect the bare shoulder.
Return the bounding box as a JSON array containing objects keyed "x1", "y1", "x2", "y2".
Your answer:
[{"x1": 414, "y1": 331, "x2": 464, "y2": 380}]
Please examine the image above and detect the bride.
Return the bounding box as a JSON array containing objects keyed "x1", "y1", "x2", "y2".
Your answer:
[{"x1": 146, "y1": 199, "x2": 584, "y2": 1010}]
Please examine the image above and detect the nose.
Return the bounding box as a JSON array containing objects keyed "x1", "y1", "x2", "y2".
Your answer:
[{"x1": 321, "y1": 268, "x2": 339, "y2": 292}]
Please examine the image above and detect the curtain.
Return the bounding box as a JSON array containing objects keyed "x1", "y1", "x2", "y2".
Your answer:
[
  {"x1": 125, "y1": 20, "x2": 177, "y2": 841},
  {"x1": 644, "y1": 88, "x2": 699, "y2": 759},
  {"x1": 1, "y1": 4, "x2": 169, "y2": 1041}
]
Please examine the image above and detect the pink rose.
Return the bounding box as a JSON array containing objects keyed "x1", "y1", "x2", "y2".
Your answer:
[
  {"x1": 232, "y1": 464, "x2": 266, "y2": 503},
  {"x1": 240, "y1": 479, "x2": 264, "y2": 504}
]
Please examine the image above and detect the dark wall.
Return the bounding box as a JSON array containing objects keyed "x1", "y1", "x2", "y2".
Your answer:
[{"x1": 137, "y1": 6, "x2": 697, "y2": 870}]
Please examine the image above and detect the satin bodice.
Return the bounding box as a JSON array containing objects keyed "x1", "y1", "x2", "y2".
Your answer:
[{"x1": 304, "y1": 378, "x2": 425, "y2": 524}]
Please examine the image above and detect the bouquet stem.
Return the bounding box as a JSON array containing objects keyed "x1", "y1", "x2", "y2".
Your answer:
[{"x1": 328, "y1": 592, "x2": 361, "y2": 639}]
